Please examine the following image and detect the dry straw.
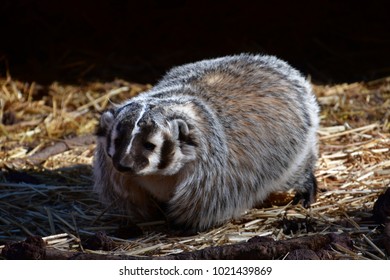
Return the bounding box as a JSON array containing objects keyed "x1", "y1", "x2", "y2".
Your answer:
[{"x1": 0, "y1": 74, "x2": 389, "y2": 259}]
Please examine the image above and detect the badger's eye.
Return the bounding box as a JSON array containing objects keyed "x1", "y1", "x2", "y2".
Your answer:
[{"x1": 143, "y1": 141, "x2": 156, "y2": 151}]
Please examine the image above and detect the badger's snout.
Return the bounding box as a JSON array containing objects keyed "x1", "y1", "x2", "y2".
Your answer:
[
  {"x1": 113, "y1": 160, "x2": 134, "y2": 173},
  {"x1": 112, "y1": 153, "x2": 149, "y2": 174}
]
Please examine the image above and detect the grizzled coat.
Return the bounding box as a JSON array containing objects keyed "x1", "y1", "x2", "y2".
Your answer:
[{"x1": 93, "y1": 54, "x2": 320, "y2": 231}]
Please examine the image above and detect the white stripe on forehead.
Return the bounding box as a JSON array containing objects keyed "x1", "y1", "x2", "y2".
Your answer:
[
  {"x1": 107, "y1": 102, "x2": 147, "y2": 157},
  {"x1": 125, "y1": 103, "x2": 147, "y2": 154}
]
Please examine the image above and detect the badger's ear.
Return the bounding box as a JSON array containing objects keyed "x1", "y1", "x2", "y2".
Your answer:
[
  {"x1": 169, "y1": 119, "x2": 190, "y2": 142},
  {"x1": 169, "y1": 119, "x2": 197, "y2": 161},
  {"x1": 96, "y1": 109, "x2": 115, "y2": 136}
]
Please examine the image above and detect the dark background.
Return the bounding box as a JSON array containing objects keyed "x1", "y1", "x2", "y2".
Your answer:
[{"x1": 1, "y1": 0, "x2": 389, "y2": 85}]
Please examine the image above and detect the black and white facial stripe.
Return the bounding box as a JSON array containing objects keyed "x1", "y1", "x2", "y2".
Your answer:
[{"x1": 108, "y1": 103, "x2": 147, "y2": 159}]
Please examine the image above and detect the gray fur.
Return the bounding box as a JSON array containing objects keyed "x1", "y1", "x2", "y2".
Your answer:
[{"x1": 93, "y1": 53, "x2": 320, "y2": 231}]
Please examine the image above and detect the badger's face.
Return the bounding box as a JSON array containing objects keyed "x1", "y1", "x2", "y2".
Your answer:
[{"x1": 97, "y1": 102, "x2": 197, "y2": 176}]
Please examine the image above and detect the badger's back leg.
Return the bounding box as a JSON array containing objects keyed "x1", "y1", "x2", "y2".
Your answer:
[{"x1": 292, "y1": 171, "x2": 317, "y2": 208}]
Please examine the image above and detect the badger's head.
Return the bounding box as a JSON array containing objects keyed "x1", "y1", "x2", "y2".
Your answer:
[{"x1": 97, "y1": 102, "x2": 197, "y2": 176}]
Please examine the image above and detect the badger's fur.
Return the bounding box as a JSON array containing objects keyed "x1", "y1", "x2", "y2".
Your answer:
[{"x1": 93, "y1": 54, "x2": 320, "y2": 231}]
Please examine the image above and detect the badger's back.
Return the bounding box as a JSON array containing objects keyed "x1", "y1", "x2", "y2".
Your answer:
[{"x1": 152, "y1": 54, "x2": 318, "y2": 152}]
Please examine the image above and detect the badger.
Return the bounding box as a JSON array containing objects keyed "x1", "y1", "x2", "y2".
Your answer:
[{"x1": 93, "y1": 54, "x2": 320, "y2": 231}]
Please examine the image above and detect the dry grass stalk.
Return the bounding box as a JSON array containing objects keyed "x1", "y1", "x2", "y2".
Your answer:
[{"x1": 0, "y1": 75, "x2": 389, "y2": 259}]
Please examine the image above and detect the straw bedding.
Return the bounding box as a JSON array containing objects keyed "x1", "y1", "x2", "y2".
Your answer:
[{"x1": 0, "y1": 75, "x2": 389, "y2": 259}]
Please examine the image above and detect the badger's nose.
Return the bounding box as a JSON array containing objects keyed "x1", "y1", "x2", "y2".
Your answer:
[{"x1": 113, "y1": 161, "x2": 133, "y2": 173}]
